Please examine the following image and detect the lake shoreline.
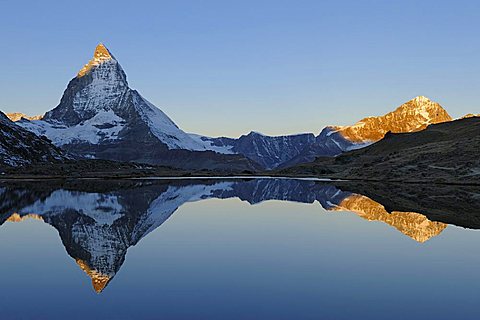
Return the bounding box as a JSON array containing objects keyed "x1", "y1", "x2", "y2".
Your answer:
[{"x1": 0, "y1": 173, "x2": 478, "y2": 186}]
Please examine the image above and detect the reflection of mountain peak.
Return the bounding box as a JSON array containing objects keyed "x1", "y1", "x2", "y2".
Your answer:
[
  {"x1": 7, "y1": 213, "x2": 44, "y2": 223},
  {"x1": 76, "y1": 259, "x2": 111, "y2": 293},
  {"x1": 332, "y1": 194, "x2": 447, "y2": 242},
  {"x1": 0, "y1": 179, "x2": 477, "y2": 292}
]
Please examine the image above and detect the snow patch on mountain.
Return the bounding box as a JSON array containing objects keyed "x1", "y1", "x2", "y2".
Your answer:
[
  {"x1": 18, "y1": 110, "x2": 126, "y2": 145},
  {"x1": 130, "y1": 91, "x2": 213, "y2": 151},
  {"x1": 188, "y1": 133, "x2": 235, "y2": 154}
]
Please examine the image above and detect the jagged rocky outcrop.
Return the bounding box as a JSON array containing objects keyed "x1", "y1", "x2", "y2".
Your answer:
[
  {"x1": 197, "y1": 132, "x2": 317, "y2": 169},
  {"x1": 15, "y1": 44, "x2": 257, "y2": 172},
  {"x1": 0, "y1": 111, "x2": 66, "y2": 168}
]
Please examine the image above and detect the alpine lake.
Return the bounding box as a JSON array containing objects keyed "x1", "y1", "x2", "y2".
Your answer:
[{"x1": 0, "y1": 177, "x2": 479, "y2": 320}]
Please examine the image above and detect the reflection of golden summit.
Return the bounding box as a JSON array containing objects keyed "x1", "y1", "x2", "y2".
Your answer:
[
  {"x1": 330, "y1": 96, "x2": 452, "y2": 143},
  {"x1": 7, "y1": 213, "x2": 44, "y2": 223},
  {"x1": 77, "y1": 43, "x2": 113, "y2": 78},
  {"x1": 333, "y1": 194, "x2": 447, "y2": 242},
  {"x1": 75, "y1": 259, "x2": 111, "y2": 293}
]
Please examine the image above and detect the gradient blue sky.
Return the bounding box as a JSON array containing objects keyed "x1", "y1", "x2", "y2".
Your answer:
[{"x1": 0, "y1": 0, "x2": 478, "y2": 137}]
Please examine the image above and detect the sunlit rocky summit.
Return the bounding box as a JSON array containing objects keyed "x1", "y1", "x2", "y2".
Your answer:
[{"x1": 329, "y1": 96, "x2": 452, "y2": 143}]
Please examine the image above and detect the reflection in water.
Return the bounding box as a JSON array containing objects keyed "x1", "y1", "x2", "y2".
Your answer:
[
  {"x1": 75, "y1": 259, "x2": 112, "y2": 293},
  {"x1": 7, "y1": 213, "x2": 44, "y2": 223},
  {"x1": 332, "y1": 194, "x2": 447, "y2": 242},
  {"x1": 0, "y1": 178, "x2": 478, "y2": 293}
]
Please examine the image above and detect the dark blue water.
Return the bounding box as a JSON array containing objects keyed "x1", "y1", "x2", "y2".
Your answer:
[{"x1": 0, "y1": 178, "x2": 479, "y2": 319}]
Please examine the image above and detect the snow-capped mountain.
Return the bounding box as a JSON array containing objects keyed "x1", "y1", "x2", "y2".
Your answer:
[
  {"x1": 0, "y1": 111, "x2": 65, "y2": 167},
  {"x1": 15, "y1": 44, "x2": 256, "y2": 171},
  {"x1": 34, "y1": 44, "x2": 205, "y2": 150},
  {"x1": 278, "y1": 96, "x2": 453, "y2": 168}
]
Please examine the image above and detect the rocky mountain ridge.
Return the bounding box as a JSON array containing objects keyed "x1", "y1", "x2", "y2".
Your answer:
[{"x1": 0, "y1": 111, "x2": 66, "y2": 167}]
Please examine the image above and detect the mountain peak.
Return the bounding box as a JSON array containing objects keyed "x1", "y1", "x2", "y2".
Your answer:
[
  {"x1": 330, "y1": 96, "x2": 452, "y2": 143},
  {"x1": 93, "y1": 43, "x2": 112, "y2": 59},
  {"x1": 410, "y1": 96, "x2": 432, "y2": 103},
  {"x1": 77, "y1": 43, "x2": 115, "y2": 77},
  {"x1": 399, "y1": 96, "x2": 451, "y2": 120}
]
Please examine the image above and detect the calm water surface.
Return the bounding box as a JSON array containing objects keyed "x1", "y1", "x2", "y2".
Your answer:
[{"x1": 0, "y1": 178, "x2": 479, "y2": 320}]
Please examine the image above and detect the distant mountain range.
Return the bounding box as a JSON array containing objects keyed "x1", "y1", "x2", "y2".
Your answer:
[{"x1": 1, "y1": 44, "x2": 476, "y2": 175}]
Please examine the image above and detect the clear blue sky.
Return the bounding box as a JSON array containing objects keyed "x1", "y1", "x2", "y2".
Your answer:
[{"x1": 0, "y1": 0, "x2": 478, "y2": 137}]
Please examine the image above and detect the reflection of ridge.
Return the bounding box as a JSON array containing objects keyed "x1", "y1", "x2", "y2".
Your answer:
[
  {"x1": 7, "y1": 213, "x2": 44, "y2": 223},
  {"x1": 0, "y1": 178, "x2": 478, "y2": 292},
  {"x1": 330, "y1": 194, "x2": 447, "y2": 242}
]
